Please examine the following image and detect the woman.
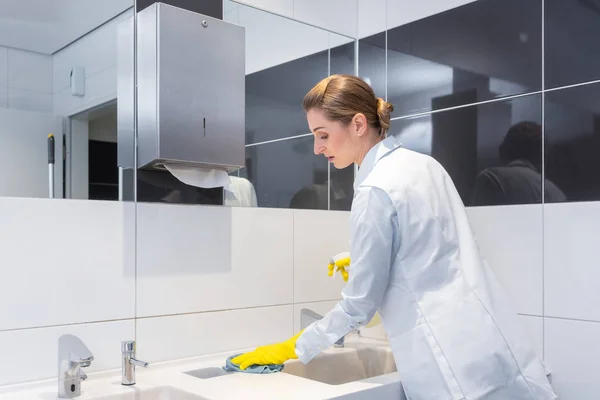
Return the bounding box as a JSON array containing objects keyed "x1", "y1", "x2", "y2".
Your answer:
[{"x1": 232, "y1": 75, "x2": 557, "y2": 400}]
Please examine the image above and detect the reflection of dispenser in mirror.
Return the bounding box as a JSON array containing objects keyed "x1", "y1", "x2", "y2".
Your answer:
[{"x1": 118, "y1": 3, "x2": 248, "y2": 205}]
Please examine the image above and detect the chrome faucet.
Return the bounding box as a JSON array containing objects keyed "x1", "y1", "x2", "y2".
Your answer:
[
  {"x1": 300, "y1": 308, "x2": 358, "y2": 348},
  {"x1": 121, "y1": 340, "x2": 149, "y2": 385},
  {"x1": 58, "y1": 334, "x2": 94, "y2": 398}
]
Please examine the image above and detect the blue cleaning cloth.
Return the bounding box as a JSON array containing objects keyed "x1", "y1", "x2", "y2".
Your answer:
[{"x1": 222, "y1": 353, "x2": 284, "y2": 374}]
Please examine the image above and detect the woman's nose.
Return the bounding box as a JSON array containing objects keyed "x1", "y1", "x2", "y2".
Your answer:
[{"x1": 314, "y1": 141, "x2": 325, "y2": 155}]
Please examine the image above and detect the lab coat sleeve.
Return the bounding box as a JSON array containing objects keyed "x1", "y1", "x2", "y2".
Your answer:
[{"x1": 295, "y1": 186, "x2": 397, "y2": 364}]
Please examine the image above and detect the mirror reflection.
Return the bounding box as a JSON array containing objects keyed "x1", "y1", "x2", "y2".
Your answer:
[
  {"x1": 0, "y1": 0, "x2": 134, "y2": 201},
  {"x1": 135, "y1": 2, "x2": 356, "y2": 211}
]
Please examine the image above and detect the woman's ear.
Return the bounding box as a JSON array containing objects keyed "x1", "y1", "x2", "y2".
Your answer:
[{"x1": 352, "y1": 113, "x2": 368, "y2": 136}]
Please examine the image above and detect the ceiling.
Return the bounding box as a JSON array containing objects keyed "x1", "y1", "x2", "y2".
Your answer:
[{"x1": 0, "y1": 0, "x2": 132, "y2": 54}]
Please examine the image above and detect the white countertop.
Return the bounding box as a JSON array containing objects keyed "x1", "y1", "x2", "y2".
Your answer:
[{"x1": 0, "y1": 337, "x2": 404, "y2": 400}]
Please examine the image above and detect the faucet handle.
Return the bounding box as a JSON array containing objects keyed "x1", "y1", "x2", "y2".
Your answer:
[
  {"x1": 121, "y1": 340, "x2": 135, "y2": 353},
  {"x1": 78, "y1": 356, "x2": 94, "y2": 368},
  {"x1": 78, "y1": 370, "x2": 88, "y2": 381},
  {"x1": 130, "y1": 358, "x2": 149, "y2": 368}
]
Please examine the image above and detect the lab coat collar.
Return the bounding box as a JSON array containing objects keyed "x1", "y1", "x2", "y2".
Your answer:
[{"x1": 354, "y1": 135, "x2": 402, "y2": 190}]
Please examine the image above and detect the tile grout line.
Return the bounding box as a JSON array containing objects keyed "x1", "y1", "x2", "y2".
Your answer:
[
  {"x1": 245, "y1": 133, "x2": 312, "y2": 147},
  {"x1": 4, "y1": 307, "x2": 598, "y2": 334},
  {"x1": 328, "y1": 33, "x2": 331, "y2": 211},
  {"x1": 0, "y1": 317, "x2": 137, "y2": 334},
  {"x1": 133, "y1": 0, "x2": 138, "y2": 341},
  {"x1": 385, "y1": 28, "x2": 388, "y2": 102},
  {"x1": 389, "y1": 78, "x2": 600, "y2": 123},
  {"x1": 292, "y1": 211, "x2": 296, "y2": 311},
  {"x1": 543, "y1": 315, "x2": 600, "y2": 325},
  {"x1": 390, "y1": 90, "x2": 544, "y2": 121},
  {"x1": 135, "y1": 303, "x2": 296, "y2": 321},
  {"x1": 544, "y1": 77, "x2": 600, "y2": 92},
  {"x1": 354, "y1": 29, "x2": 359, "y2": 179},
  {"x1": 541, "y1": 0, "x2": 546, "y2": 362}
]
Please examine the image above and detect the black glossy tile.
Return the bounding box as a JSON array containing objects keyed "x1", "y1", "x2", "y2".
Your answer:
[
  {"x1": 545, "y1": 0, "x2": 600, "y2": 89},
  {"x1": 390, "y1": 93, "x2": 543, "y2": 207},
  {"x1": 137, "y1": 0, "x2": 222, "y2": 17},
  {"x1": 330, "y1": 38, "x2": 356, "y2": 210},
  {"x1": 545, "y1": 83, "x2": 600, "y2": 202},
  {"x1": 330, "y1": 39, "x2": 355, "y2": 76},
  {"x1": 386, "y1": 0, "x2": 542, "y2": 117},
  {"x1": 245, "y1": 50, "x2": 328, "y2": 145},
  {"x1": 359, "y1": 33, "x2": 386, "y2": 100},
  {"x1": 330, "y1": 164, "x2": 354, "y2": 211},
  {"x1": 136, "y1": 169, "x2": 224, "y2": 205},
  {"x1": 245, "y1": 136, "x2": 328, "y2": 209}
]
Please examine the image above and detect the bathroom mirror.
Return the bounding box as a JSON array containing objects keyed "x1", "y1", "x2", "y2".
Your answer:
[
  {"x1": 135, "y1": 1, "x2": 356, "y2": 211},
  {"x1": 0, "y1": 0, "x2": 135, "y2": 201}
]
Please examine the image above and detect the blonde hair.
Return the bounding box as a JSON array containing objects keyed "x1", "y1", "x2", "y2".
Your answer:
[{"x1": 302, "y1": 74, "x2": 394, "y2": 136}]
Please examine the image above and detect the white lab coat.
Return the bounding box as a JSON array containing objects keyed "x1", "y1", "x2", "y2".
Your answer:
[{"x1": 295, "y1": 136, "x2": 557, "y2": 400}]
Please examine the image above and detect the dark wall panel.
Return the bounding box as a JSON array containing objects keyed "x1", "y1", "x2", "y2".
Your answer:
[{"x1": 136, "y1": 0, "x2": 223, "y2": 18}]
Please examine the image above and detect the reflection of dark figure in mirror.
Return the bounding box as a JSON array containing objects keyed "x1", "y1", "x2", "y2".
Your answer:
[
  {"x1": 471, "y1": 122, "x2": 566, "y2": 206},
  {"x1": 289, "y1": 184, "x2": 328, "y2": 209}
]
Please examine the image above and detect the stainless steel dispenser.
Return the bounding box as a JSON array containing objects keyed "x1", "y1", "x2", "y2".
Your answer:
[{"x1": 118, "y1": 2, "x2": 245, "y2": 173}]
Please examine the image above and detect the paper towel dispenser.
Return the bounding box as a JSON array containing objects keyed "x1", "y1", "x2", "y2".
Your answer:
[{"x1": 119, "y1": 2, "x2": 245, "y2": 173}]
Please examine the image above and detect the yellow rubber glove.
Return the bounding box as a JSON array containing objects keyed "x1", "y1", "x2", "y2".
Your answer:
[{"x1": 230, "y1": 331, "x2": 303, "y2": 370}]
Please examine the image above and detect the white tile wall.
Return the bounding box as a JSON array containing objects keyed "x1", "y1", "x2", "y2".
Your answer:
[
  {"x1": 0, "y1": 46, "x2": 53, "y2": 112},
  {"x1": 517, "y1": 315, "x2": 544, "y2": 360},
  {"x1": 54, "y1": 65, "x2": 118, "y2": 117},
  {"x1": 0, "y1": 198, "x2": 135, "y2": 331},
  {"x1": 7, "y1": 49, "x2": 53, "y2": 94},
  {"x1": 224, "y1": 0, "x2": 239, "y2": 14},
  {"x1": 53, "y1": 10, "x2": 132, "y2": 92},
  {"x1": 358, "y1": 0, "x2": 386, "y2": 39},
  {"x1": 136, "y1": 306, "x2": 293, "y2": 363},
  {"x1": 136, "y1": 204, "x2": 293, "y2": 317},
  {"x1": 234, "y1": 0, "x2": 294, "y2": 18},
  {"x1": 466, "y1": 205, "x2": 543, "y2": 316},
  {"x1": 545, "y1": 318, "x2": 600, "y2": 399},
  {"x1": 293, "y1": 0, "x2": 358, "y2": 38},
  {"x1": 224, "y1": 5, "x2": 240, "y2": 25},
  {"x1": 0, "y1": 47, "x2": 8, "y2": 87},
  {"x1": 0, "y1": 320, "x2": 134, "y2": 386},
  {"x1": 53, "y1": 9, "x2": 132, "y2": 117},
  {"x1": 544, "y1": 202, "x2": 600, "y2": 322},
  {"x1": 238, "y1": 4, "x2": 330, "y2": 74},
  {"x1": 330, "y1": 33, "x2": 355, "y2": 49},
  {"x1": 0, "y1": 85, "x2": 7, "y2": 108},
  {"x1": 0, "y1": 108, "x2": 63, "y2": 198},
  {"x1": 7, "y1": 88, "x2": 52, "y2": 113},
  {"x1": 293, "y1": 209, "x2": 350, "y2": 303},
  {"x1": 387, "y1": 0, "x2": 478, "y2": 31}
]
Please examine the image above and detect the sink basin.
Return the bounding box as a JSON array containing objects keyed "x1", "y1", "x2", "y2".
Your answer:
[
  {"x1": 185, "y1": 367, "x2": 233, "y2": 379},
  {"x1": 91, "y1": 386, "x2": 209, "y2": 399},
  {"x1": 283, "y1": 346, "x2": 397, "y2": 385}
]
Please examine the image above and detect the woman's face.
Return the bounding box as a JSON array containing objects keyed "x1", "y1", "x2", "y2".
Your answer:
[{"x1": 307, "y1": 108, "x2": 361, "y2": 169}]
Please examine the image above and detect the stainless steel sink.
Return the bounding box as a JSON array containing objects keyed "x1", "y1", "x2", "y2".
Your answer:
[
  {"x1": 283, "y1": 346, "x2": 397, "y2": 385},
  {"x1": 91, "y1": 386, "x2": 210, "y2": 399}
]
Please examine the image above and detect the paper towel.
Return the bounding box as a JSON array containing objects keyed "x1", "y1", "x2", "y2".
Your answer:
[
  {"x1": 164, "y1": 165, "x2": 231, "y2": 190},
  {"x1": 225, "y1": 176, "x2": 258, "y2": 207}
]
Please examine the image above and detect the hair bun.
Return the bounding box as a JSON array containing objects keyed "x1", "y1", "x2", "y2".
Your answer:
[{"x1": 376, "y1": 98, "x2": 394, "y2": 134}]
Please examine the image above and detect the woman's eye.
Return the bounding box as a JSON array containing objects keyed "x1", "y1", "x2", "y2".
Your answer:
[{"x1": 320, "y1": 135, "x2": 328, "y2": 140}]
